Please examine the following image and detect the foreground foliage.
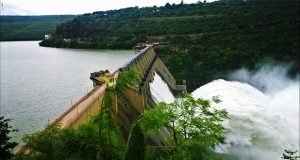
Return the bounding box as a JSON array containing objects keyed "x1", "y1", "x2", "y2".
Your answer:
[
  {"x1": 16, "y1": 124, "x2": 99, "y2": 160},
  {"x1": 15, "y1": 120, "x2": 125, "y2": 160},
  {"x1": 0, "y1": 116, "x2": 18, "y2": 160},
  {"x1": 125, "y1": 123, "x2": 145, "y2": 160},
  {"x1": 141, "y1": 94, "x2": 229, "y2": 159},
  {"x1": 15, "y1": 94, "x2": 229, "y2": 160}
]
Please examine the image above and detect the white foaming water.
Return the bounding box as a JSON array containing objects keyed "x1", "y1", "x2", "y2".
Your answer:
[
  {"x1": 150, "y1": 72, "x2": 175, "y2": 104},
  {"x1": 148, "y1": 65, "x2": 299, "y2": 159},
  {"x1": 192, "y1": 67, "x2": 299, "y2": 160}
]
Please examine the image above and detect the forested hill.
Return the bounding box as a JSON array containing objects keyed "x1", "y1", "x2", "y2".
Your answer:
[
  {"x1": 40, "y1": 0, "x2": 299, "y2": 49},
  {"x1": 0, "y1": 15, "x2": 76, "y2": 41},
  {"x1": 42, "y1": 0, "x2": 299, "y2": 91}
]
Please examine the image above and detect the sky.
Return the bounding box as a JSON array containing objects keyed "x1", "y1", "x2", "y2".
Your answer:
[{"x1": 0, "y1": 0, "x2": 215, "y2": 15}]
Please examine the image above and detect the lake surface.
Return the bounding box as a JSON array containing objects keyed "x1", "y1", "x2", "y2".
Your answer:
[{"x1": 0, "y1": 41, "x2": 134, "y2": 144}]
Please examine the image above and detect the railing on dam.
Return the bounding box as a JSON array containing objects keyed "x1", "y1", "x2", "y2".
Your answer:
[{"x1": 123, "y1": 46, "x2": 151, "y2": 70}]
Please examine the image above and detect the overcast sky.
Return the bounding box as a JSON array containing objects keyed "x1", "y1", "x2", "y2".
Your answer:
[{"x1": 1, "y1": 0, "x2": 215, "y2": 15}]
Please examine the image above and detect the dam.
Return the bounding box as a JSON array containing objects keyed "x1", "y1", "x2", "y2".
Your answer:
[{"x1": 17, "y1": 46, "x2": 186, "y2": 153}]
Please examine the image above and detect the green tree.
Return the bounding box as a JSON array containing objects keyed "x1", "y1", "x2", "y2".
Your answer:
[
  {"x1": 115, "y1": 67, "x2": 139, "y2": 93},
  {"x1": 97, "y1": 67, "x2": 139, "y2": 160},
  {"x1": 125, "y1": 123, "x2": 145, "y2": 160},
  {"x1": 96, "y1": 108, "x2": 125, "y2": 160},
  {"x1": 15, "y1": 124, "x2": 102, "y2": 160},
  {"x1": 141, "y1": 94, "x2": 229, "y2": 159},
  {"x1": 0, "y1": 116, "x2": 18, "y2": 160}
]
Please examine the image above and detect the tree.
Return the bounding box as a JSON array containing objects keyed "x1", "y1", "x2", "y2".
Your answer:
[
  {"x1": 97, "y1": 67, "x2": 139, "y2": 160},
  {"x1": 96, "y1": 108, "x2": 125, "y2": 160},
  {"x1": 125, "y1": 123, "x2": 145, "y2": 160},
  {"x1": 141, "y1": 94, "x2": 229, "y2": 159},
  {"x1": 180, "y1": 0, "x2": 184, "y2": 6},
  {"x1": 16, "y1": 124, "x2": 101, "y2": 160},
  {"x1": 0, "y1": 116, "x2": 18, "y2": 160},
  {"x1": 165, "y1": 2, "x2": 172, "y2": 9},
  {"x1": 115, "y1": 67, "x2": 139, "y2": 93}
]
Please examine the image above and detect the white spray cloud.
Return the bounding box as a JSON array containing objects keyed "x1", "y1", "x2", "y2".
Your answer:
[
  {"x1": 192, "y1": 65, "x2": 299, "y2": 160},
  {"x1": 228, "y1": 64, "x2": 298, "y2": 95}
]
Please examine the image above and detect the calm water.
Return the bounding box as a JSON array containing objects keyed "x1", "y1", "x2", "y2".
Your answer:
[{"x1": 0, "y1": 41, "x2": 134, "y2": 144}]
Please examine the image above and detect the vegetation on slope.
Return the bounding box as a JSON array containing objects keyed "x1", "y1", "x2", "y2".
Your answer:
[
  {"x1": 0, "y1": 15, "x2": 76, "y2": 41},
  {"x1": 39, "y1": 0, "x2": 299, "y2": 91},
  {"x1": 40, "y1": 0, "x2": 299, "y2": 50}
]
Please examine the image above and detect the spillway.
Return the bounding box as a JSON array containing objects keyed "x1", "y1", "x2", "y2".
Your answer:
[{"x1": 150, "y1": 72, "x2": 175, "y2": 104}]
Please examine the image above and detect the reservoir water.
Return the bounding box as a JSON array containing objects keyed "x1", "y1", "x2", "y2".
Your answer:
[{"x1": 0, "y1": 41, "x2": 134, "y2": 144}]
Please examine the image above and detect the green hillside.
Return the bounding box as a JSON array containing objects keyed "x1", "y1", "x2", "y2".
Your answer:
[
  {"x1": 40, "y1": 0, "x2": 299, "y2": 90},
  {"x1": 0, "y1": 15, "x2": 76, "y2": 41}
]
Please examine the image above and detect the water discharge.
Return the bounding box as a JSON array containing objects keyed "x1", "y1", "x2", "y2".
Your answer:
[
  {"x1": 192, "y1": 66, "x2": 299, "y2": 160},
  {"x1": 150, "y1": 72, "x2": 175, "y2": 104},
  {"x1": 150, "y1": 65, "x2": 299, "y2": 160}
]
